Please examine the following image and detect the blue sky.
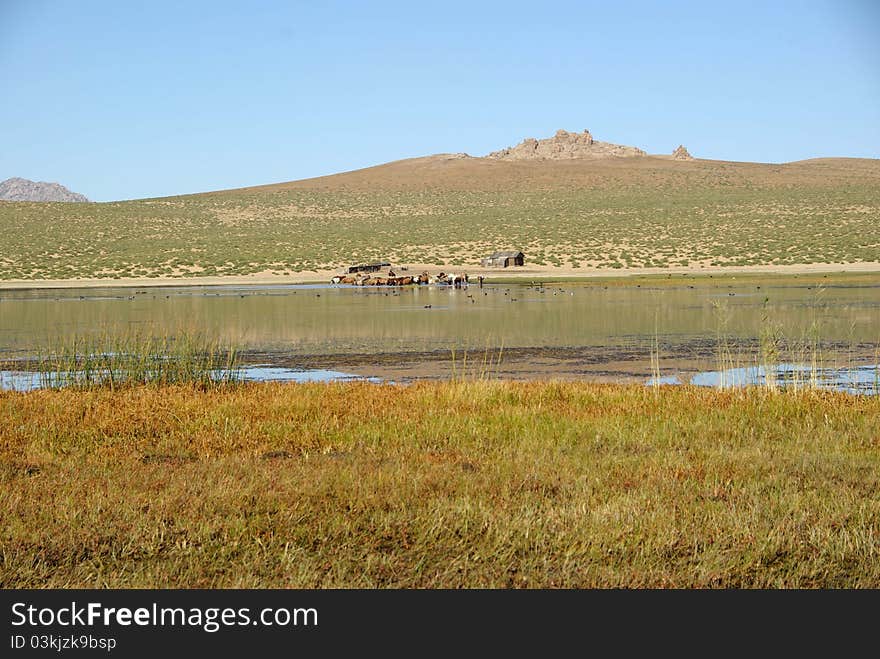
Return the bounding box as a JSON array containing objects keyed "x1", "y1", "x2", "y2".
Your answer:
[{"x1": 1, "y1": 0, "x2": 878, "y2": 201}]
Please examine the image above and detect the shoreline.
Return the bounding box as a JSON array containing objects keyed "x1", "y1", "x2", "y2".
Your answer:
[{"x1": 1, "y1": 261, "x2": 879, "y2": 291}]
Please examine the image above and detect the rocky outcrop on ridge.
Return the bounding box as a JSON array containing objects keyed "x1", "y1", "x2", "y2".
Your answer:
[
  {"x1": 0, "y1": 177, "x2": 90, "y2": 202},
  {"x1": 487, "y1": 129, "x2": 647, "y2": 160},
  {"x1": 672, "y1": 145, "x2": 694, "y2": 160}
]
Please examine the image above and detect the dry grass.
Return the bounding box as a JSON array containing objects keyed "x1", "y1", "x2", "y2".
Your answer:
[{"x1": 2, "y1": 380, "x2": 878, "y2": 587}]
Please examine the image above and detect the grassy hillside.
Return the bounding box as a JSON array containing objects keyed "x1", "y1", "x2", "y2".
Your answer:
[
  {"x1": 3, "y1": 380, "x2": 879, "y2": 588},
  {"x1": 1, "y1": 155, "x2": 879, "y2": 280}
]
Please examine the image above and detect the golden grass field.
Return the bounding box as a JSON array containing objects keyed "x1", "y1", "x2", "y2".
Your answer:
[
  {"x1": 2, "y1": 380, "x2": 878, "y2": 588},
  {"x1": 1, "y1": 155, "x2": 878, "y2": 282}
]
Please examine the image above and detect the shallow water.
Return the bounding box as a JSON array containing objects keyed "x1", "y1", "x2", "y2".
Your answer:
[
  {"x1": 0, "y1": 365, "x2": 379, "y2": 391},
  {"x1": 238, "y1": 366, "x2": 380, "y2": 383},
  {"x1": 1, "y1": 277, "x2": 878, "y2": 386},
  {"x1": 648, "y1": 363, "x2": 880, "y2": 395}
]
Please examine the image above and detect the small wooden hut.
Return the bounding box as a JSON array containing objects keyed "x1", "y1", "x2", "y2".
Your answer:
[{"x1": 480, "y1": 251, "x2": 524, "y2": 268}]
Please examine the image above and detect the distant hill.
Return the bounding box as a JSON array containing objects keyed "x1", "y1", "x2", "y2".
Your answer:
[
  {"x1": 235, "y1": 128, "x2": 706, "y2": 193},
  {"x1": 0, "y1": 128, "x2": 878, "y2": 282},
  {"x1": 0, "y1": 177, "x2": 89, "y2": 202}
]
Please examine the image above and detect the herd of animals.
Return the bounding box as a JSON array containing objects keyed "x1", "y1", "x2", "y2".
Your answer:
[{"x1": 330, "y1": 270, "x2": 471, "y2": 288}]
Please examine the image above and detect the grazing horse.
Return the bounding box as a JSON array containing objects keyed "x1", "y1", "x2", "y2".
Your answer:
[{"x1": 448, "y1": 273, "x2": 465, "y2": 288}]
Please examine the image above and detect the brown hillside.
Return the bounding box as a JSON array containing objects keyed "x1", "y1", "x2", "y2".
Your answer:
[
  {"x1": 220, "y1": 153, "x2": 880, "y2": 195},
  {"x1": 3, "y1": 131, "x2": 878, "y2": 281}
]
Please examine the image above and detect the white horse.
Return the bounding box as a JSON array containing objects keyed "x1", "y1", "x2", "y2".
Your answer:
[{"x1": 448, "y1": 273, "x2": 468, "y2": 288}]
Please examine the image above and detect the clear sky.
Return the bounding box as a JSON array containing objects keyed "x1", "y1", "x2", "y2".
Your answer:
[{"x1": 1, "y1": 0, "x2": 878, "y2": 201}]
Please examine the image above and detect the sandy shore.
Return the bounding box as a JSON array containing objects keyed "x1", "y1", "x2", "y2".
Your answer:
[{"x1": 1, "y1": 261, "x2": 879, "y2": 290}]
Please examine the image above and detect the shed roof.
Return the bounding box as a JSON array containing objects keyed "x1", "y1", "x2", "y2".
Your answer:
[{"x1": 488, "y1": 250, "x2": 524, "y2": 258}]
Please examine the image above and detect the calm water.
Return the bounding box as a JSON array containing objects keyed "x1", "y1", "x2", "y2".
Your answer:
[
  {"x1": 0, "y1": 365, "x2": 380, "y2": 391},
  {"x1": 1, "y1": 278, "x2": 878, "y2": 391},
  {"x1": 1, "y1": 279, "x2": 877, "y2": 356},
  {"x1": 649, "y1": 363, "x2": 879, "y2": 395}
]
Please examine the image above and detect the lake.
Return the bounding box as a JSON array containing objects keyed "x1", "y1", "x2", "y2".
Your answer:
[{"x1": 1, "y1": 275, "x2": 878, "y2": 390}]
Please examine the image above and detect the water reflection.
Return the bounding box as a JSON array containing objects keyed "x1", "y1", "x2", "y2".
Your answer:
[
  {"x1": 647, "y1": 363, "x2": 879, "y2": 395},
  {"x1": 239, "y1": 366, "x2": 382, "y2": 384},
  {"x1": 1, "y1": 280, "x2": 877, "y2": 358}
]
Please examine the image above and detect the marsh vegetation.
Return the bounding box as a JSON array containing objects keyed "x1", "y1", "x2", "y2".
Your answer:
[{"x1": 2, "y1": 381, "x2": 878, "y2": 588}]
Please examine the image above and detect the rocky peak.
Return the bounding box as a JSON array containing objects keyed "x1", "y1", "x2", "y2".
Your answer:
[
  {"x1": 0, "y1": 177, "x2": 90, "y2": 202},
  {"x1": 672, "y1": 145, "x2": 694, "y2": 161},
  {"x1": 487, "y1": 128, "x2": 645, "y2": 160}
]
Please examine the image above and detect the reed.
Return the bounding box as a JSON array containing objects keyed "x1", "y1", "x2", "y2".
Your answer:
[
  {"x1": 450, "y1": 340, "x2": 505, "y2": 382},
  {"x1": 710, "y1": 300, "x2": 737, "y2": 389},
  {"x1": 758, "y1": 297, "x2": 783, "y2": 391},
  {"x1": 703, "y1": 293, "x2": 878, "y2": 395},
  {"x1": 650, "y1": 312, "x2": 662, "y2": 390},
  {"x1": 19, "y1": 331, "x2": 241, "y2": 390}
]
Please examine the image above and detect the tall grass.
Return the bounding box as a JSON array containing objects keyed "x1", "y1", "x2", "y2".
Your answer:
[
  {"x1": 650, "y1": 312, "x2": 662, "y2": 390},
  {"x1": 710, "y1": 300, "x2": 737, "y2": 389},
  {"x1": 703, "y1": 291, "x2": 877, "y2": 394},
  {"x1": 2, "y1": 381, "x2": 879, "y2": 588},
  {"x1": 758, "y1": 297, "x2": 783, "y2": 391},
  {"x1": 450, "y1": 340, "x2": 505, "y2": 382},
  {"x1": 25, "y1": 331, "x2": 241, "y2": 389}
]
